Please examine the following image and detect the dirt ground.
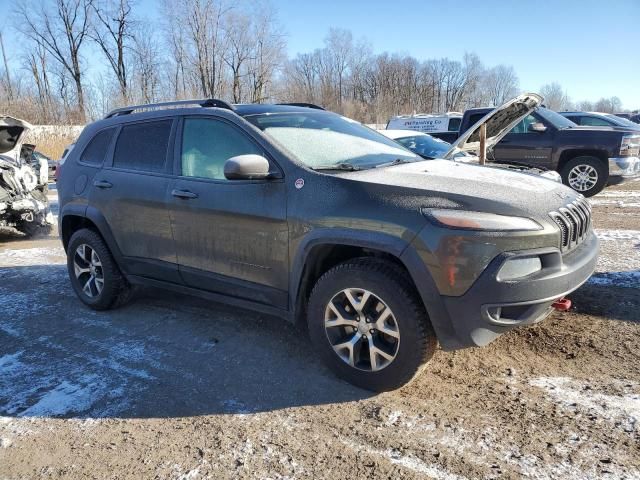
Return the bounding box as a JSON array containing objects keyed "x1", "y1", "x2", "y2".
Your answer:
[{"x1": 1, "y1": 181, "x2": 639, "y2": 479}]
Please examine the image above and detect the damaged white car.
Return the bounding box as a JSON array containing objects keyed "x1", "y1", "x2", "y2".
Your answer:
[{"x1": 0, "y1": 116, "x2": 53, "y2": 236}]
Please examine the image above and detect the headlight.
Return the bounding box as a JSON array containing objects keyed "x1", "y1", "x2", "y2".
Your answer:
[
  {"x1": 422, "y1": 209, "x2": 542, "y2": 231},
  {"x1": 620, "y1": 134, "x2": 640, "y2": 157},
  {"x1": 497, "y1": 257, "x2": 542, "y2": 281}
]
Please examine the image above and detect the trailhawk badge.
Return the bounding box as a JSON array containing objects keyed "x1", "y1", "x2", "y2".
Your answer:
[{"x1": 295, "y1": 178, "x2": 305, "y2": 189}]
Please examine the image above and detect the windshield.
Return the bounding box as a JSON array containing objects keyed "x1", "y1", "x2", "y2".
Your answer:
[
  {"x1": 243, "y1": 111, "x2": 419, "y2": 169},
  {"x1": 395, "y1": 134, "x2": 452, "y2": 159},
  {"x1": 605, "y1": 114, "x2": 640, "y2": 128},
  {"x1": 536, "y1": 108, "x2": 577, "y2": 129}
]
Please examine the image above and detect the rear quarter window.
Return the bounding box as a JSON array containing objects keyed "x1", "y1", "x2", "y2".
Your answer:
[
  {"x1": 113, "y1": 120, "x2": 173, "y2": 173},
  {"x1": 79, "y1": 128, "x2": 116, "y2": 166}
]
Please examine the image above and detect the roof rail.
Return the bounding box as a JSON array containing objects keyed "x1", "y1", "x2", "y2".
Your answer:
[
  {"x1": 277, "y1": 102, "x2": 325, "y2": 110},
  {"x1": 104, "y1": 98, "x2": 235, "y2": 119}
]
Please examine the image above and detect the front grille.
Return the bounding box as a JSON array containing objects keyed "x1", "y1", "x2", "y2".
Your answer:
[{"x1": 549, "y1": 197, "x2": 592, "y2": 252}]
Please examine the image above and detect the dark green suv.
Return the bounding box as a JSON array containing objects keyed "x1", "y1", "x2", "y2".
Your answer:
[{"x1": 57, "y1": 97, "x2": 598, "y2": 391}]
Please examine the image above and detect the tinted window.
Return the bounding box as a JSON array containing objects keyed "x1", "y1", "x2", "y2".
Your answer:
[
  {"x1": 448, "y1": 117, "x2": 462, "y2": 132},
  {"x1": 181, "y1": 118, "x2": 263, "y2": 180},
  {"x1": 113, "y1": 120, "x2": 172, "y2": 172},
  {"x1": 80, "y1": 128, "x2": 115, "y2": 166},
  {"x1": 580, "y1": 116, "x2": 613, "y2": 127},
  {"x1": 510, "y1": 114, "x2": 539, "y2": 134}
]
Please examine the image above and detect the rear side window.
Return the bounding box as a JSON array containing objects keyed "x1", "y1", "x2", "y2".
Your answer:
[
  {"x1": 80, "y1": 128, "x2": 115, "y2": 166},
  {"x1": 113, "y1": 120, "x2": 172, "y2": 172}
]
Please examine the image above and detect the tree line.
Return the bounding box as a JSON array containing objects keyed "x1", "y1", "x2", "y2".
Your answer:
[{"x1": 0, "y1": 0, "x2": 631, "y2": 125}]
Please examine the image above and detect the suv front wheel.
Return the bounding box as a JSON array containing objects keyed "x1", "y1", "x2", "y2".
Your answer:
[
  {"x1": 67, "y1": 228, "x2": 132, "y2": 310},
  {"x1": 307, "y1": 258, "x2": 437, "y2": 391}
]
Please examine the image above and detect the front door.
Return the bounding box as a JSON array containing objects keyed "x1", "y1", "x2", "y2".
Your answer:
[
  {"x1": 168, "y1": 116, "x2": 288, "y2": 309},
  {"x1": 491, "y1": 113, "x2": 554, "y2": 169}
]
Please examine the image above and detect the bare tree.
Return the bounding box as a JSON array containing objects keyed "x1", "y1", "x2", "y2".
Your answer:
[
  {"x1": 540, "y1": 82, "x2": 571, "y2": 111},
  {"x1": 90, "y1": 0, "x2": 134, "y2": 101},
  {"x1": 132, "y1": 24, "x2": 161, "y2": 103},
  {"x1": 16, "y1": 0, "x2": 93, "y2": 121},
  {"x1": 482, "y1": 64, "x2": 519, "y2": 106}
]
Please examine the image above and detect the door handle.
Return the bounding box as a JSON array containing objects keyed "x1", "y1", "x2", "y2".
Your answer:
[
  {"x1": 93, "y1": 180, "x2": 113, "y2": 189},
  {"x1": 172, "y1": 189, "x2": 199, "y2": 199}
]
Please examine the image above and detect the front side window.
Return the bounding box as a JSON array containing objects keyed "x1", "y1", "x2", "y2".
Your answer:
[
  {"x1": 510, "y1": 115, "x2": 540, "y2": 134},
  {"x1": 113, "y1": 120, "x2": 172, "y2": 172},
  {"x1": 180, "y1": 118, "x2": 263, "y2": 180},
  {"x1": 243, "y1": 111, "x2": 418, "y2": 169},
  {"x1": 81, "y1": 128, "x2": 116, "y2": 166}
]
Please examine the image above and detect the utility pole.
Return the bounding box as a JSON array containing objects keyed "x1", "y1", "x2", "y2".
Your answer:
[{"x1": 0, "y1": 31, "x2": 13, "y2": 102}]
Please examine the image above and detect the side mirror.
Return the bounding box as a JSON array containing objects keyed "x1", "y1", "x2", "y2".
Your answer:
[
  {"x1": 224, "y1": 154, "x2": 271, "y2": 180},
  {"x1": 528, "y1": 122, "x2": 547, "y2": 133}
]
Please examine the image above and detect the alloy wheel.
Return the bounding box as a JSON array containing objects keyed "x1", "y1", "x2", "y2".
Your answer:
[
  {"x1": 73, "y1": 244, "x2": 104, "y2": 298},
  {"x1": 568, "y1": 164, "x2": 598, "y2": 192},
  {"x1": 324, "y1": 288, "x2": 400, "y2": 372}
]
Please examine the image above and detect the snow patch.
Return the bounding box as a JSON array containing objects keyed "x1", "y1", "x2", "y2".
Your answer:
[
  {"x1": 595, "y1": 229, "x2": 640, "y2": 241},
  {"x1": 0, "y1": 246, "x2": 66, "y2": 267},
  {"x1": 341, "y1": 438, "x2": 468, "y2": 480},
  {"x1": 531, "y1": 377, "x2": 640, "y2": 433},
  {"x1": 21, "y1": 375, "x2": 106, "y2": 417}
]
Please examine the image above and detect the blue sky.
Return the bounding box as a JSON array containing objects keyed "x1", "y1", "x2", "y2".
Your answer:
[
  {"x1": 270, "y1": 0, "x2": 639, "y2": 109},
  {"x1": 4, "y1": 0, "x2": 639, "y2": 109}
]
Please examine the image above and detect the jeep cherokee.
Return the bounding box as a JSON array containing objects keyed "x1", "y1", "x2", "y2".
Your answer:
[{"x1": 57, "y1": 96, "x2": 599, "y2": 391}]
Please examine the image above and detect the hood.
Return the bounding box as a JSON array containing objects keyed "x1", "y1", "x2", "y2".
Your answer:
[
  {"x1": 0, "y1": 116, "x2": 33, "y2": 163},
  {"x1": 337, "y1": 159, "x2": 577, "y2": 218},
  {"x1": 443, "y1": 93, "x2": 543, "y2": 159}
]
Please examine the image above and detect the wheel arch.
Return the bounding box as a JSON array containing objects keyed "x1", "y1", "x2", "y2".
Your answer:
[
  {"x1": 290, "y1": 229, "x2": 462, "y2": 350},
  {"x1": 557, "y1": 149, "x2": 608, "y2": 173},
  {"x1": 60, "y1": 206, "x2": 124, "y2": 266}
]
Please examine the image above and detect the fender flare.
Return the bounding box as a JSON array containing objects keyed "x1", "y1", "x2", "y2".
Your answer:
[
  {"x1": 60, "y1": 205, "x2": 125, "y2": 267},
  {"x1": 290, "y1": 228, "x2": 463, "y2": 350}
]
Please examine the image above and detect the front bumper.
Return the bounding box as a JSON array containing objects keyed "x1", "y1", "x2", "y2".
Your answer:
[
  {"x1": 608, "y1": 156, "x2": 640, "y2": 181},
  {"x1": 440, "y1": 231, "x2": 599, "y2": 348}
]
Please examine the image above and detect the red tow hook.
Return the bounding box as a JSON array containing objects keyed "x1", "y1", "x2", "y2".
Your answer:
[{"x1": 552, "y1": 298, "x2": 572, "y2": 311}]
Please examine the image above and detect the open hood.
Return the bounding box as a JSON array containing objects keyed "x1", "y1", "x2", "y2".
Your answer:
[
  {"x1": 443, "y1": 93, "x2": 543, "y2": 160},
  {"x1": 0, "y1": 116, "x2": 33, "y2": 159}
]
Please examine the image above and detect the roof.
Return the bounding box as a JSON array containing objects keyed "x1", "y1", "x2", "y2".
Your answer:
[{"x1": 233, "y1": 104, "x2": 327, "y2": 116}]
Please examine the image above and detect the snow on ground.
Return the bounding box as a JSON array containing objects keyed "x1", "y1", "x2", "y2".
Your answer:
[
  {"x1": 589, "y1": 229, "x2": 640, "y2": 287},
  {"x1": 531, "y1": 377, "x2": 640, "y2": 433}
]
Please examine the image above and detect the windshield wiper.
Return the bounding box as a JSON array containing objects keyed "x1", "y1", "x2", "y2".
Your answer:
[
  {"x1": 312, "y1": 162, "x2": 362, "y2": 171},
  {"x1": 375, "y1": 158, "x2": 413, "y2": 168}
]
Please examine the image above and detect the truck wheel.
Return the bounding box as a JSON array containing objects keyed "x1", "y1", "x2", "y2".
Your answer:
[
  {"x1": 560, "y1": 156, "x2": 607, "y2": 197},
  {"x1": 67, "y1": 228, "x2": 132, "y2": 310},
  {"x1": 307, "y1": 258, "x2": 437, "y2": 392}
]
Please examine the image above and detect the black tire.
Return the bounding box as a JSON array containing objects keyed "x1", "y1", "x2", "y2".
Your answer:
[
  {"x1": 67, "y1": 228, "x2": 132, "y2": 310},
  {"x1": 307, "y1": 258, "x2": 437, "y2": 392},
  {"x1": 560, "y1": 156, "x2": 608, "y2": 197}
]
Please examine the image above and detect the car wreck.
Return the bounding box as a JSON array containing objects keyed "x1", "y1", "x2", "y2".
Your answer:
[{"x1": 0, "y1": 116, "x2": 53, "y2": 236}]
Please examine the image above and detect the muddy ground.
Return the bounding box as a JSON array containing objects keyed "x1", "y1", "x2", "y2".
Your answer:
[{"x1": 0, "y1": 181, "x2": 639, "y2": 479}]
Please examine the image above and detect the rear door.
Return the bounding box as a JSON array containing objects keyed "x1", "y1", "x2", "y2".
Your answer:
[
  {"x1": 168, "y1": 116, "x2": 288, "y2": 309},
  {"x1": 491, "y1": 113, "x2": 555, "y2": 168},
  {"x1": 88, "y1": 118, "x2": 180, "y2": 282}
]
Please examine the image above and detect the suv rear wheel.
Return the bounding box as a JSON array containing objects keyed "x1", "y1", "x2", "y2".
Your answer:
[
  {"x1": 560, "y1": 156, "x2": 607, "y2": 197},
  {"x1": 307, "y1": 258, "x2": 436, "y2": 391},
  {"x1": 67, "y1": 228, "x2": 132, "y2": 310}
]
